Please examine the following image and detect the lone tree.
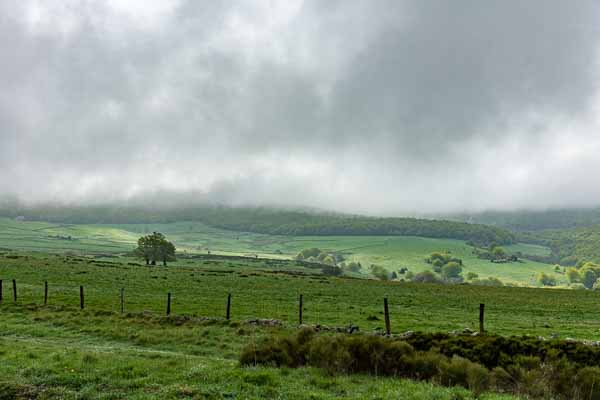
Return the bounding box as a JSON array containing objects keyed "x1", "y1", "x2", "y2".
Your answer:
[{"x1": 135, "y1": 232, "x2": 176, "y2": 266}]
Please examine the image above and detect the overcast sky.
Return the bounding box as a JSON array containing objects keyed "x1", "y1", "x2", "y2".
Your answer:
[{"x1": 2, "y1": 1, "x2": 600, "y2": 215}]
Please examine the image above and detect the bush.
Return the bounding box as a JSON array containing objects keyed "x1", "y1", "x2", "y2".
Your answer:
[
  {"x1": 537, "y1": 272, "x2": 557, "y2": 287},
  {"x1": 308, "y1": 335, "x2": 352, "y2": 375},
  {"x1": 438, "y1": 356, "x2": 471, "y2": 388},
  {"x1": 466, "y1": 272, "x2": 479, "y2": 280},
  {"x1": 241, "y1": 330, "x2": 600, "y2": 399},
  {"x1": 489, "y1": 367, "x2": 512, "y2": 393},
  {"x1": 471, "y1": 277, "x2": 503, "y2": 286},
  {"x1": 344, "y1": 262, "x2": 361, "y2": 272},
  {"x1": 405, "y1": 351, "x2": 445, "y2": 381},
  {"x1": 411, "y1": 270, "x2": 439, "y2": 284},
  {"x1": 566, "y1": 267, "x2": 580, "y2": 283},
  {"x1": 574, "y1": 367, "x2": 600, "y2": 400},
  {"x1": 441, "y1": 262, "x2": 463, "y2": 281},
  {"x1": 296, "y1": 248, "x2": 321, "y2": 260},
  {"x1": 466, "y1": 361, "x2": 491, "y2": 395},
  {"x1": 370, "y1": 264, "x2": 389, "y2": 281}
]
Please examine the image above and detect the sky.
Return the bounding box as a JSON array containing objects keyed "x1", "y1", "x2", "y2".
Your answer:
[{"x1": 2, "y1": 0, "x2": 600, "y2": 215}]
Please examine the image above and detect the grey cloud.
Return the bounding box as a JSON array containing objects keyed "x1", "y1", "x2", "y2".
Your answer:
[{"x1": 2, "y1": 0, "x2": 600, "y2": 214}]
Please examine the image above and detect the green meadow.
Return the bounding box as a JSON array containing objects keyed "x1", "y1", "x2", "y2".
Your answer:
[
  {"x1": 2, "y1": 251, "x2": 600, "y2": 399},
  {"x1": 0, "y1": 218, "x2": 559, "y2": 286},
  {"x1": 0, "y1": 218, "x2": 583, "y2": 398}
]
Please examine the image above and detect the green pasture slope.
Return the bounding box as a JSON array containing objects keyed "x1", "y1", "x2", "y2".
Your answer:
[
  {"x1": 0, "y1": 218, "x2": 560, "y2": 286},
  {"x1": 3, "y1": 252, "x2": 600, "y2": 399}
]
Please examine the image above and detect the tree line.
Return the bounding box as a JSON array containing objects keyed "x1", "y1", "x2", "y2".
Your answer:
[{"x1": 0, "y1": 204, "x2": 516, "y2": 246}]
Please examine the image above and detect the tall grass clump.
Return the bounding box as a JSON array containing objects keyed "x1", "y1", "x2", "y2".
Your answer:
[{"x1": 240, "y1": 329, "x2": 600, "y2": 399}]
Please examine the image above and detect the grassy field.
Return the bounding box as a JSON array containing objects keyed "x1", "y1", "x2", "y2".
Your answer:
[
  {"x1": 0, "y1": 218, "x2": 560, "y2": 286},
  {"x1": 5, "y1": 251, "x2": 600, "y2": 399},
  {"x1": 0, "y1": 218, "x2": 582, "y2": 397},
  {"x1": 2, "y1": 251, "x2": 600, "y2": 398},
  {"x1": 0, "y1": 252, "x2": 552, "y2": 400}
]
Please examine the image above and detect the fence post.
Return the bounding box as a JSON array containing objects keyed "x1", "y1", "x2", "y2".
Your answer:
[
  {"x1": 384, "y1": 297, "x2": 391, "y2": 335},
  {"x1": 479, "y1": 303, "x2": 485, "y2": 334},
  {"x1": 166, "y1": 292, "x2": 171, "y2": 316},
  {"x1": 44, "y1": 281, "x2": 48, "y2": 305},
  {"x1": 80, "y1": 286, "x2": 84, "y2": 310},
  {"x1": 120, "y1": 288, "x2": 124, "y2": 314},
  {"x1": 226, "y1": 293, "x2": 231, "y2": 320},
  {"x1": 0, "y1": 279, "x2": 3, "y2": 302},
  {"x1": 299, "y1": 294, "x2": 303, "y2": 325},
  {"x1": 12, "y1": 279, "x2": 17, "y2": 302}
]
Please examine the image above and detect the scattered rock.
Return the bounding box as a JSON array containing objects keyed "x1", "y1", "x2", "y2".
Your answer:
[{"x1": 246, "y1": 318, "x2": 282, "y2": 327}]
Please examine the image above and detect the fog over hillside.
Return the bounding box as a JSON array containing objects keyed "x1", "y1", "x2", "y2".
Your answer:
[{"x1": 3, "y1": 1, "x2": 600, "y2": 214}]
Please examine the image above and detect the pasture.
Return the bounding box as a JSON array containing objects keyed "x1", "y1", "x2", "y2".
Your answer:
[
  {"x1": 0, "y1": 218, "x2": 560, "y2": 286},
  {"x1": 0, "y1": 251, "x2": 599, "y2": 398}
]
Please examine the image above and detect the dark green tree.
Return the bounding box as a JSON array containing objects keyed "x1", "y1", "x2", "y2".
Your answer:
[{"x1": 135, "y1": 232, "x2": 176, "y2": 266}]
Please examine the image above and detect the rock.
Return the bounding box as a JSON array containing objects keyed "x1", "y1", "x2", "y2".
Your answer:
[
  {"x1": 462, "y1": 328, "x2": 474, "y2": 334},
  {"x1": 245, "y1": 318, "x2": 282, "y2": 327},
  {"x1": 347, "y1": 325, "x2": 360, "y2": 334},
  {"x1": 400, "y1": 330, "x2": 414, "y2": 339}
]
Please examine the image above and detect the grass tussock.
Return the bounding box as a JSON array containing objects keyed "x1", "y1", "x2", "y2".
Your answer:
[{"x1": 240, "y1": 328, "x2": 600, "y2": 399}]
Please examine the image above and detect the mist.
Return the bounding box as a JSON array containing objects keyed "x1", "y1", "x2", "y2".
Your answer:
[{"x1": 2, "y1": 1, "x2": 600, "y2": 215}]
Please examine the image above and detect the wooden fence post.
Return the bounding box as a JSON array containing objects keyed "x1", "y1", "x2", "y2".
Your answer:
[
  {"x1": 384, "y1": 297, "x2": 391, "y2": 335},
  {"x1": 120, "y1": 288, "x2": 124, "y2": 314},
  {"x1": 479, "y1": 303, "x2": 485, "y2": 334},
  {"x1": 299, "y1": 294, "x2": 303, "y2": 325},
  {"x1": 80, "y1": 286, "x2": 84, "y2": 310},
  {"x1": 12, "y1": 279, "x2": 17, "y2": 302},
  {"x1": 44, "y1": 281, "x2": 48, "y2": 305},
  {"x1": 226, "y1": 293, "x2": 231, "y2": 320},
  {"x1": 166, "y1": 292, "x2": 171, "y2": 316}
]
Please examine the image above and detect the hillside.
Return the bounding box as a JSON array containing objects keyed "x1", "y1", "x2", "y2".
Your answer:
[
  {"x1": 0, "y1": 204, "x2": 515, "y2": 246},
  {"x1": 517, "y1": 225, "x2": 600, "y2": 266},
  {"x1": 0, "y1": 218, "x2": 558, "y2": 286},
  {"x1": 449, "y1": 207, "x2": 600, "y2": 231}
]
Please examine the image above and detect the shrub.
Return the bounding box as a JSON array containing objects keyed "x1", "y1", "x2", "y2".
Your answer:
[
  {"x1": 438, "y1": 356, "x2": 471, "y2": 388},
  {"x1": 574, "y1": 367, "x2": 600, "y2": 400},
  {"x1": 566, "y1": 267, "x2": 580, "y2": 283},
  {"x1": 296, "y1": 248, "x2": 322, "y2": 260},
  {"x1": 471, "y1": 277, "x2": 503, "y2": 286},
  {"x1": 466, "y1": 272, "x2": 479, "y2": 280},
  {"x1": 241, "y1": 330, "x2": 600, "y2": 399},
  {"x1": 441, "y1": 262, "x2": 463, "y2": 281},
  {"x1": 537, "y1": 272, "x2": 557, "y2": 287},
  {"x1": 344, "y1": 261, "x2": 361, "y2": 272},
  {"x1": 370, "y1": 264, "x2": 389, "y2": 281},
  {"x1": 322, "y1": 255, "x2": 336, "y2": 266},
  {"x1": 406, "y1": 351, "x2": 445, "y2": 381},
  {"x1": 411, "y1": 270, "x2": 439, "y2": 284},
  {"x1": 308, "y1": 335, "x2": 352, "y2": 375},
  {"x1": 489, "y1": 367, "x2": 512, "y2": 392},
  {"x1": 466, "y1": 361, "x2": 491, "y2": 395}
]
